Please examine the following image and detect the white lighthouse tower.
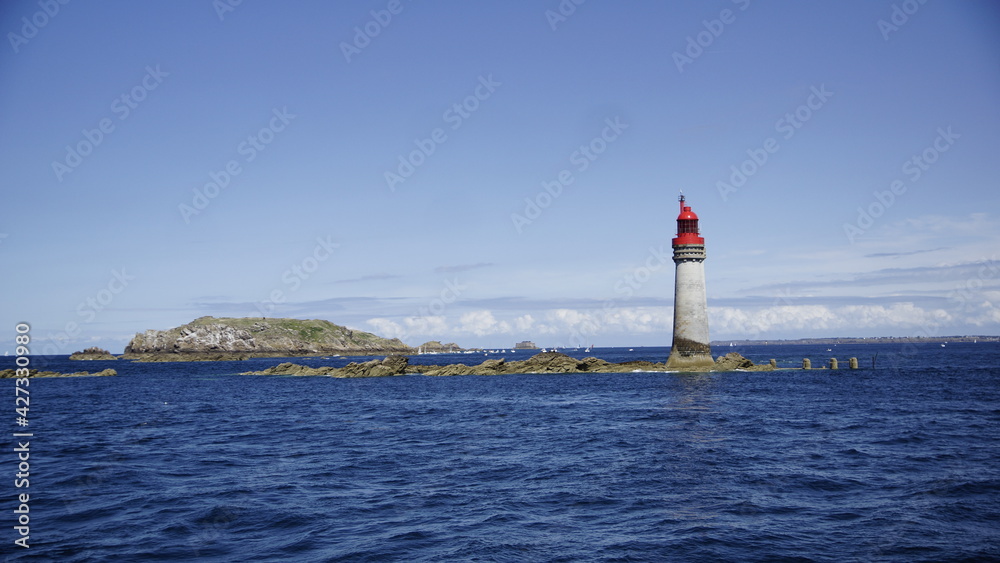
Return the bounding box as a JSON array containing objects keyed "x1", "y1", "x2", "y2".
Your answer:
[{"x1": 666, "y1": 194, "x2": 713, "y2": 368}]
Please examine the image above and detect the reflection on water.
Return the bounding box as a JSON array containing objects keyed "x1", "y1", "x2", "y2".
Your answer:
[{"x1": 665, "y1": 373, "x2": 719, "y2": 413}]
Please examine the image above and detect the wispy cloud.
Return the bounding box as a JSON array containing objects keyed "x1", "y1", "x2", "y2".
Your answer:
[
  {"x1": 865, "y1": 247, "x2": 947, "y2": 259},
  {"x1": 190, "y1": 296, "x2": 404, "y2": 317},
  {"x1": 434, "y1": 262, "x2": 494, "y2": 274},
  {"x1": 330, "y1": 273, "x2": 403, "y2": 285},
  {"x1": 709, "y1": 302, "x2": 956, "y2": 339},
  {"x1": 746, "y1": 260, "x2": 999, "y2": 294},
  {"x1": 709, "y1": 294, "x2": 953, "y2": 309}
]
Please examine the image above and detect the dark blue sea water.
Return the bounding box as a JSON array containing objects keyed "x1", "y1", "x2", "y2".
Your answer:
[{"x1": 3, "y1": 342, "x2": 999, "y2": 562}]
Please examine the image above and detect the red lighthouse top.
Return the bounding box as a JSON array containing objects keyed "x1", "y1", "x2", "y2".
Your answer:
[{"x1": 672, "y1": 194, "x2": 704, "y2": 246}]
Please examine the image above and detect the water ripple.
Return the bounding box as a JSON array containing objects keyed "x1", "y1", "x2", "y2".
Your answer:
[{"x1": 5, "y1": 343, "x2": 1000, "y2": 561}]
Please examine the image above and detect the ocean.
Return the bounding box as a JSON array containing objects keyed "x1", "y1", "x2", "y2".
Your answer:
[{"x1": 3, "y1": 342, "x2": 999, "y2": 562}]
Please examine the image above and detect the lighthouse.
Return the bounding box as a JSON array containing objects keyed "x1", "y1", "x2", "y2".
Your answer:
[{"x1": 666, "y1": 193, "x2": 713, "y2": 368}]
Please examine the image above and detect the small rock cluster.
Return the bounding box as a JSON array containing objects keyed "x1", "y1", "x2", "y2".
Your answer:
[
  {"x1": 69, "y1": 347, "x2": 117, "y2": 360},
  {"x1": 0, "y1": 369, "x2": 117, "y2": 378},
  {"x1": 246, "y1": 355, "x2": 410, "y2": 378}
]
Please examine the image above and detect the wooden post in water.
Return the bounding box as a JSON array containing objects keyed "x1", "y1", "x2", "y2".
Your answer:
[
  {"x1": 829, "y1": 358, "x2": 838, "y2": 370},
  {"x1": 769, "y1": 359, "x2": 777, "y2": 368},
  {"x1": 802, "y1": 358, "x2": 811, "y2": 370},
  {"x1": 849, "y1": 357, "x2": 859, "y2": 370}
]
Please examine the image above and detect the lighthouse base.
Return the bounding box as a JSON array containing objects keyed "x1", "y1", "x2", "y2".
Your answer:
[
  {"x1": 666, "y1": 337, "x2": 714, "y2": 369},
  {"x1": 666, "y1": 352, "x2": 715, "y2": 369}
]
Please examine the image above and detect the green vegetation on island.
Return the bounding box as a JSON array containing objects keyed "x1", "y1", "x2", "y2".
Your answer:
[
  {"x1": 123, "y1": 316, "x2": 413, "y2": 361},
  {"x1": 69, "y1": 347, "x2": 117, "y2": 360}
]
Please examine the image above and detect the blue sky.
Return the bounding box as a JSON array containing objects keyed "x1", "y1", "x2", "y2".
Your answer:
[{"x1": 2, "y1": 0, "x2": 998, "y2": 353}]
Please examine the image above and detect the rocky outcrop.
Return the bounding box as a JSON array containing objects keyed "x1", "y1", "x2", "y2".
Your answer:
[
  {"x1": 417, "y1": 352, "x2": 624, "y2": 376},
  {"x1": 337, "y1": 355, "x2": 409, "y2": 378},
  {"x1": 248, "y1": 363, "x2": 338, "y2": 376},
  {"x1": 419, "y1": 358, "x2": 508, "y2": 377},
  {"x1": 713, "y1": 352, "x2": 757, "y2": 371},
  {"x1": 123, "y1": 316, "x2": 413, "y2": 361},
  {"x1": 417, "y1": 341, "x2": 463, "y2": 353},
  {"x1": 69, "y1": 347, "x2": 117, "y2": 360},
  {"x1": 245, "y1": 351, "x2": 773, "y2": 378},
  {"x1": 1, "y1": 368, "x2": 117, "y2": 378},
  {"x1": 245, "y1": 355, "x2": 409, "y2": 378},
  {"x1": 418, "y1": 352, "x2": 775, "y2": 375}
]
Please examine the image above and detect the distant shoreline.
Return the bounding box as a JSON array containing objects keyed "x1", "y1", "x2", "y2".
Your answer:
[{"x1": 711, "y1": 336, "x2": 998, "y2": 346}]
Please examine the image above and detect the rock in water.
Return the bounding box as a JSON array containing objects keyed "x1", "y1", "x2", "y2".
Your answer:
[
  {"x1": 713, "y1": 352, "x2": 772, "y2": 371},
  {"x1": 69, "y1": 347, "x2": 117, "y2": 360},
  {"x1": 244, "y1": 355, "x2": 409, "y2": 378},
  {"x1": 416, "y1": 340, "x2": 463, "y2": 353},
  {"x1": 335, "y1": 355, "x2": 410, "y2": 378},
  {"x1": 245, "y1": 351, "x2": 774, "y2": 377},
  {"x1": 0, "y1": 369, "x2": 117, "y2": 378}
]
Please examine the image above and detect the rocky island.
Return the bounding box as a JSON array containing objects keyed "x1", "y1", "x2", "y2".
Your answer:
[
  {"x1": 416, "y1": 340, "x2": 465, "y2": 353},
  {"x1": 243, "y1": 351, "x2": 773, "y2": 378},
  {"x1": 123, "y1": 316, "x2": 413, "y2": 361},
  {"x1": 69, "y1": 347, "x2": 117, "y2": 360}
]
